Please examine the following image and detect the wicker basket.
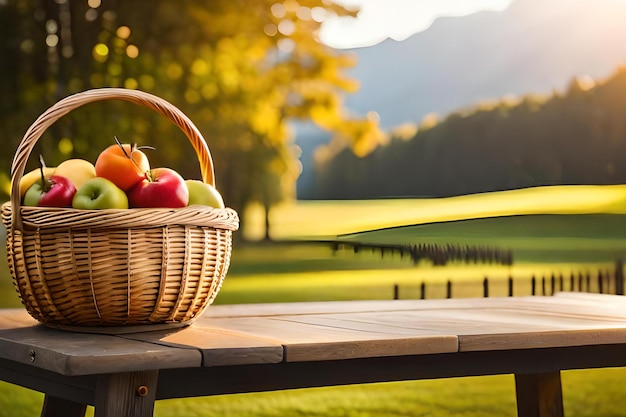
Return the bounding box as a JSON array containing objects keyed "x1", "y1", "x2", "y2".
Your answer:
[{"x1": 1, "y1": 88, "x2": 239, "y2": 329}]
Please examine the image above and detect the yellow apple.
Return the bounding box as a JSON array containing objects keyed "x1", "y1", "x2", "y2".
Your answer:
[
  {"x1": 55, "y1": 159, "x2": 97, "y2": 190},
  {"x1": 185, "y1": 180, "x2": 225, "y2": 208},
  {"x1": 19, "y1": 167, "x2": 56, "y2": 197}
]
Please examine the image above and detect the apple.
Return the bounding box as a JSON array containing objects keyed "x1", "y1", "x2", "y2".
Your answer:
[
  {"x1": 72, "y1": 177, "x2": 129, "y2": 210},
  {"x1": 185, "y1": 180, "x2": 225, "y2": 208},
  {"x1": 128, "y1": 167, "x2": 189, "y2": 208},
  {"x1": 19, "y1": 166, "x2": 56, "y2": 197},
  {"x1": 55, "y1": 158, "x2": 97, "y2": 189},
  {"x1": 23, "y1": 175, "x2": 76, "y2": 207},
  {"x1": 95, "y1": 138, "x2": 151, "y2": 192}
]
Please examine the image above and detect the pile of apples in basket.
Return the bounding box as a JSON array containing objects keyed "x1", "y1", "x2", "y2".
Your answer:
[{"x1": 21, "y1": 138, "x2": 224, "y2": 210}]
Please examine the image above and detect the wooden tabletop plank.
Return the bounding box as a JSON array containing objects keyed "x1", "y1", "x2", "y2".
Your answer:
[
  {"x1": 277, "y1": 310, "x2": 577, "y2": 334},
  {"x1": 122, "y1": 323, "x2": 284, "y2": 367},
  {"x1": 283, "y1": 336, "x2": 457, "y2": 362},
  {"x1": 450, "y1": 296, "x2": 626, "y2": 351},
  {"x1": 205, "y1": 293, "x2": 626, "y2": 320},
  {"x1": 460, "y1": 328, "x2": 626, "y2": 352},
  {"x1": 202, "y1": 316, "x2": 458, "y2": 362},
  {"x1": 0, "y1": 308, "x2": 41, "y2": 329},
  {"x1": 0, "y1": 309, "x2": 202, "y2": 376},
  {"x1": 269, "y1": 308, "x2": 626, "y2": 353},
  {"x1": 490, "y1": 294, "x2": 626, "y2": 319},
  {"x1": 203, "y1": 298, "x2": 517, "y2": 318},
  {"x1": 202, "y1": 294, "x2": 626, "y2": 360}
]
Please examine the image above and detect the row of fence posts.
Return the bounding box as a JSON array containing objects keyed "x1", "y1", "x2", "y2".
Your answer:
[
  {"x1": 330, "y1": 240, "x2": 514, "y2": 266},
  {"x1": 393, "y1": 260, "x2": 625, "y2": 300}
]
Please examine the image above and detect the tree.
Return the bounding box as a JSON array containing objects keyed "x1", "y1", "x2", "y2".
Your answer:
[
  {"x1": 307, "y1": 67, "x2": 626, "y2": 199},
  {"x1": 0, "y1": 0, "x2": 381, "y2": 238}
]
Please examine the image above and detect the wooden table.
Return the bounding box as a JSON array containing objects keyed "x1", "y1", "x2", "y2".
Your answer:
[{"x1": 2, "y1": 292, "x2": 626, "y2": 417}]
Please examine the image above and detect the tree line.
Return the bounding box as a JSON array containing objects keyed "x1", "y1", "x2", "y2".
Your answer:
[{"x1": 308, "y1": 67, "x2": 626, "y2": 199}]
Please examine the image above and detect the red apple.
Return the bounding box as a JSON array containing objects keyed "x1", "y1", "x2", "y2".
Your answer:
[
  {"x1": 23, "y1": 175, "x2": 77, "y2": 208},
  {"x1": 128, "y1": 167, "x2": 189, "y2": 208}
]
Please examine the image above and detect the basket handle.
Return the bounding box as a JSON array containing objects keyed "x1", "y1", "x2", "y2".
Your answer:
[{"x1": 9, "y1": 88, "x2": 215, "y2": 230}]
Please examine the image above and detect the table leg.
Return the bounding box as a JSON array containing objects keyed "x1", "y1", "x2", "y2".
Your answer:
[
  {"x1": 94, "y1": 370, "x2": 159, "y2": 417},
  {"x1": 515, "y1": 372, "x2": 564, "y2": 417},
  {"x1": 41, "y1": 395, "x2": 87, "y2": 417}
]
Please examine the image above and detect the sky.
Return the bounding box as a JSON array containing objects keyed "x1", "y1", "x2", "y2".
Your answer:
[{"x1": 319, "y1": 0, "x2": 514, "y2": 49}]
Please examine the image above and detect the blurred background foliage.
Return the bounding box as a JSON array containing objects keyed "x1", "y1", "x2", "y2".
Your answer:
[{"x1": 0, "y1": 0, "x2": 382, "y2": 225}]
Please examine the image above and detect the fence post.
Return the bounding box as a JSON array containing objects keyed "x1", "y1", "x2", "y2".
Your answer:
[
  {"x1": 483, "y1": 277, "x2": 489, "y2": 298},
  {"x1": 420, "y1": 282, "x2": 426, "y2": 300},
  {"x1": 570, "y1": 273, "x2": 574, "y2": 291},
  {"x1": 616, "y1": 260, "x2": 624, "y2": 295},
  {"x1": 446, "y1": 280, "x2": 452, "y2": 299},
  {"x1": 531, "y1": 276, "x2": 536, "y2": 296},
  {"x1": 542, "y1": 276, "x2": 546, "y2": 296},
  {"x1": 393, "y1": 284, "x2": 399, "y2": 300},
  {"x1": 550, "y1": 274, "x2": 555, "y2": 295},
  {"x1": 508, "y1": 276, "x2": 513, "y2": 297},
  {"x1": 598, "y1": 271, "x2": 604, "y2": 294},
  {"x1": 578, "y1": 273, "x2": 583, "y2": 292}
]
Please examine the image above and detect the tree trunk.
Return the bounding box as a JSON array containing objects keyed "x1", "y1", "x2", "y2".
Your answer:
[{"x1": 264, "y1": 201, "x2": 271, "y2": 241}]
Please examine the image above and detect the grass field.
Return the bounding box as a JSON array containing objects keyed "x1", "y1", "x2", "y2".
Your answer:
[
  {"x1": 5, "y1": 368, "x2": 626, "y2": 417},
  {"x1": 245, "y1": 184, "x2": 626, "y2": 240},
  {"x1": 2, "y1": 184, "x2": 626, "y2": 416}
]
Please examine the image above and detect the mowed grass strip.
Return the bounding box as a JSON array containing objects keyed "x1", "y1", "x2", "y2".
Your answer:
[
  {"x1": 248, "y1": 184, "x2": 626, "y2": 239},
  {"x1": 220, "y1": 257, "x2": 613, "y2": 304}
]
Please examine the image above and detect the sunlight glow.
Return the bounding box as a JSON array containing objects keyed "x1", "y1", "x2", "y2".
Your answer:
[
  {"x1": 264, "y1": 23, "x2": 278, "y2": 36},
  {"x1": 125, "y1": 44, "x2": 139, "y2": 58},
  {"x1": 92, "y1": 43, "x2": 108, "y2": 62},
  {"x1": 577, "y1": 75, "x2": 596, "y2": 91},
  {"x1": 45, "y1": 34, "x2": 59, "y2": 48},
  {"x1": 124, "y1": 78, "x2": 138, "y2": 89},
  {"x1": 320, "y1": 0, "x2": 513, "y2": 49},
  {"x1": 58, "y1": 138, "x2": 73, "y2": 155}
]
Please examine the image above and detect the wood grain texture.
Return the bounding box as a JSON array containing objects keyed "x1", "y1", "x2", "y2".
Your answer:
[
  {"x1": 95, "y1": 370, "x2": 158, "y2": 417},
  {"x1": 3, "y1": 293, "x2": 626, "y2": 417},
  {"x1": 201, "y1": 315, "x2": 458, "y2": 361},
  {"x1": 198, "y1": 294, "x2": 626, "y2": 360},
  {"x1": 202, "y1": 299, "x2": 434, "y2": 318},
  {"x1": 515, "y1": 372, "x2": 564, "y2": 417},
  {"x1": 0, "y1": 324, "x2": 201, "y2": 376},
  {"x1": 122, "y1": 323, "x2": 283, "y2": 366},
  {"x1": 2, "y1": 293, "x2": 626, "y2": 373}
]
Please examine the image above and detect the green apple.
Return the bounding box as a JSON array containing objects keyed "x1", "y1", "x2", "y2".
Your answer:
[
  {"x1": 23, "y1": 182, "x2": 42, "y2": 206},
  {"x1": 72, "y1": 177, "x2": 129, "y2": 209},
  {"x1": 20, "y1": 166, "x2": 56, "y2": 197},
  {"x1": 185, "y1": 180, "x2": 225, "y2": 208}
]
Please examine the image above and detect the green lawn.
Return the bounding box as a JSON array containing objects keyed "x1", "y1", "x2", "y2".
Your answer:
[
  {"x1": 3, "y1": 185, "x2": 626, "y2": 416},
  {"x1": 3, "y1": 367, "x2": 626, "y2": 417}
]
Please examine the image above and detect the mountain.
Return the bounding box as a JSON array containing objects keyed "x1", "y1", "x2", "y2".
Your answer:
[
  {"x1": 343, "y1": 0, "x2": 626, "y2": 130},
  {"x1": 296, "y1": 0, "x2": 626, "y2": 196}
]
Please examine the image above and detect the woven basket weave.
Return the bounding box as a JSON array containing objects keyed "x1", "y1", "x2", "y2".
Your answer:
[{"x1": 1, "y1": 88, "x2": 239, "y2": 328}]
